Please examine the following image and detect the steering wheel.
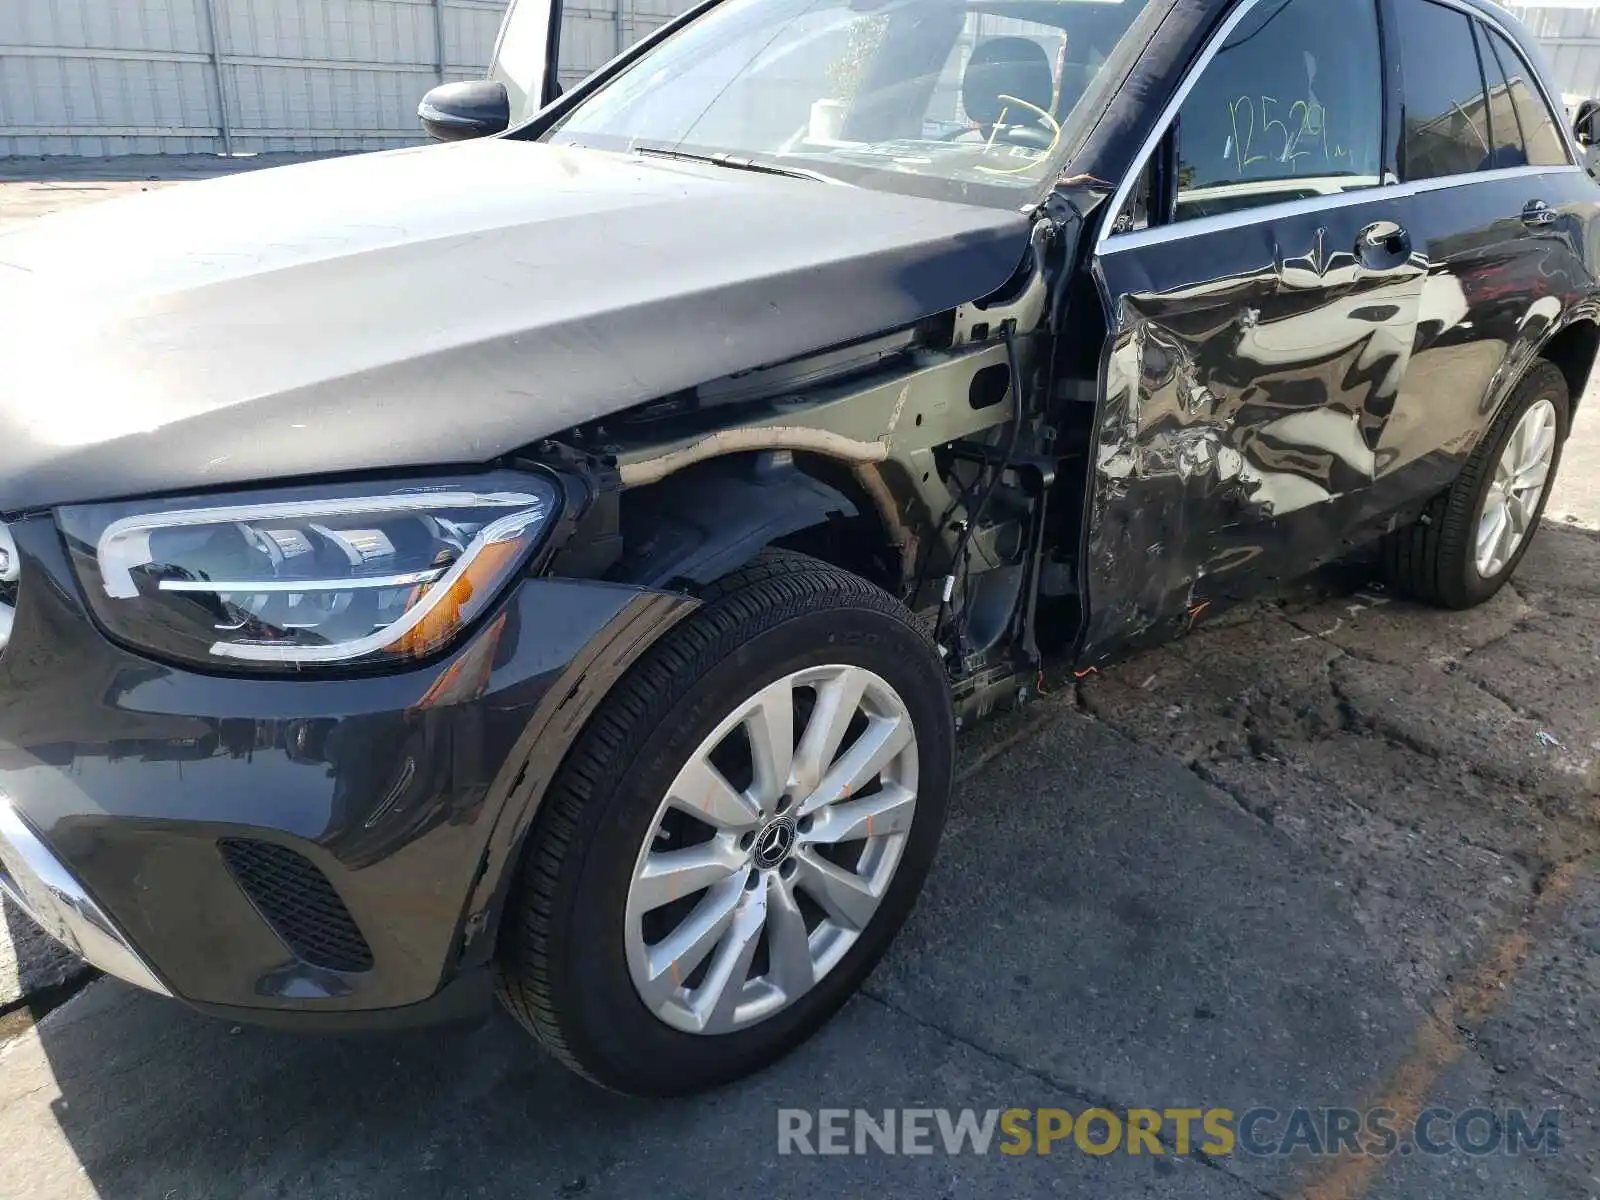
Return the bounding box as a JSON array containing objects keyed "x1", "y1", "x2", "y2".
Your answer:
[
  {"x1": 940, "y1": 123, "x2": 1052, "y2": 147},
  {"x1": 993, "y1": 124, "x2": 1055, "y2": 150},
  {"x1": 942, "y1": 93, "x2": 1060, "y2": 154}
]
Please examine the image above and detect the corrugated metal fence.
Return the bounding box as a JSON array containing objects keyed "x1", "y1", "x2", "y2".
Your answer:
[
  {"x1": 0, "y1": 0, "x2": 688, "y2": 157},
  {"x1": 11, "y1": 0, "x2": 1596, "y2": 159},
  {"x1": 557, "y1": 0, "x2": 684, "y2": 91}
]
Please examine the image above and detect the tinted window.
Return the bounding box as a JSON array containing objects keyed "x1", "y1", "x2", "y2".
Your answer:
[
  {"x1": 1396, "y1": 0, "x2": 1492, "y2": 180},
  {"x1": 1484, "y1": 25, "x2": 1570, "y2": 167},
  {"x1": 1173, "y1": 0, "x2": 1384, "y2": 223},
  {"x1": 1474, "y1": 23, "x2": 1527, "y2": 169}
]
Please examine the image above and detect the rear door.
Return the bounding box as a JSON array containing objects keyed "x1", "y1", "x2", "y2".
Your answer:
[
  {"x1": 1380, "y1": 0, "x2": 1594, "y2": 505},
  {"x1": 1085, "y1": 0, "x2": 1422, "y2": 656}
]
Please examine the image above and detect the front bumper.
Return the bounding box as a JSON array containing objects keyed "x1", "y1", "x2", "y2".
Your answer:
[
  {"x1": 0, "y1": 513, "x2": 690, "y2": 1022},
  {"x1": 0, "y1": 796, "x2": 169, "y2": 995}
]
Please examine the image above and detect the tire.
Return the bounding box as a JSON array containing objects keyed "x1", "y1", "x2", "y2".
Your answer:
[
  {"x1": 1382, "y1": 360, "x2": 1570, "y2": 609},
  {"x1": 495, "y1": 549, "x2": 955, "y2": 1095}
]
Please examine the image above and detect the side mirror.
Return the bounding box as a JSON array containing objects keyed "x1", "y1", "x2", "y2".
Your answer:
[
  {"x1": 1574, "y1": 102, "x2": 1599, "y2": 147},
  {"x1": 419, "y1": 80, "x2": 511, "y2": 142}
]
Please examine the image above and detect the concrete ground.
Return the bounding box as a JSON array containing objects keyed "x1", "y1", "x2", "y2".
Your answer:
[{"x1": 1, "y1": 156, "x2": 1598, "y2": 1200}]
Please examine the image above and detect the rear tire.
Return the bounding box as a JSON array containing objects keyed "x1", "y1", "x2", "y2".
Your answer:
[
  {"x1": 1382, "y1": 361, "x2": 1570, "y2": 609},
  {"x1": 495, "y1": 550, "x2": 954, "y2": 1095}
]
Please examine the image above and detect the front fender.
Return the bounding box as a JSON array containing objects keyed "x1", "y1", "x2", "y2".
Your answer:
[{"x1": 452, "y1": 586, "x2": 699, "y2": 970}]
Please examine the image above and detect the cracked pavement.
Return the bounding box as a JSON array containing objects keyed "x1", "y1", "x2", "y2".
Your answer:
[{"x1": 2, "y1": 157, "x2": 1599, "y2": 1199}]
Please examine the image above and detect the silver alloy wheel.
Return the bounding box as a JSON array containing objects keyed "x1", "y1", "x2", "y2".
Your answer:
[
  {"x1": 623, "y1": 664, "x2": 919, "y2": 1036},
  {"x1": 1476, "y1": 398, "x2": 1559, "y2": 579}
]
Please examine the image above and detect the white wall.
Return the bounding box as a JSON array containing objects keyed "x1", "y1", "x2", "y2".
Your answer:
[
  {"x1": 0, "y1": 0, "x2": 689, "y2": 156},
  {"x1": 1503, "y1": 4, "x2": 1600, "y2": 107}
]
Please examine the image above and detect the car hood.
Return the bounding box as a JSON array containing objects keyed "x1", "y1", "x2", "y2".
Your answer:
[{"x1": 0, "y1": 138, "x2": 1031, "y2": 513}]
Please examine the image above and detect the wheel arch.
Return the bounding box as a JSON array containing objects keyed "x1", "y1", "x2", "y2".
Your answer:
[
  {"x1": 452, "y1": 588, "x2": 702, "y2": 975},
  {"x1": 1471, "y1": 313, "x2": 1597, "y2": 462},
  {"x1": 610, "y1": 450, "x2": 912, "y2": 597},
  {"x1": 450, "y1": 454, "x2": 917, "y2": 975},
  {"x1": 1536, "y1": 316, "x2": 1599, "y2": 420}
]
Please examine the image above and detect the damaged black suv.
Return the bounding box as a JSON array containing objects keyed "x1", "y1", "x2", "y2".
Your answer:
[{"x1": 0, "y1": 0, "x2": 1593, "y2": 1095}]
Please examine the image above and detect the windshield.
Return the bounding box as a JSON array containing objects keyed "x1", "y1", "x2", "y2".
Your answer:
[{"x1": 530, "y1": 0, "x2": 1156, "y2": 207}]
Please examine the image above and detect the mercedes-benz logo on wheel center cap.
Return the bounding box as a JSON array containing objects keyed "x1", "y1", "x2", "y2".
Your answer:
[{"x1": 754, "y1": 818, "x2": 796, "y2": 868}]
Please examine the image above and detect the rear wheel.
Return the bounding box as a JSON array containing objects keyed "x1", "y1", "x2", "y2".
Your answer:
[
  {"x1": 1383, "y1": 361, "x2": 1570, "y2": 609},
  {"x1": 495, "y1": 550, "x2": 954, "y2": 1095}
]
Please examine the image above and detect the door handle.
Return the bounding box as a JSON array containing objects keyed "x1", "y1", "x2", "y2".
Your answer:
[
  {"x1": 1356, "y1": 221, "x2": 1411, "y2": 268},
  {"x1": 1522, "y1": 200, "x2": 1558, "y2": 227}
]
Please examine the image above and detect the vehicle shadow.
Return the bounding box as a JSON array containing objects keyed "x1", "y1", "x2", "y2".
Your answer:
[
  {"x1": 14, "y1": 960, "x2": 1256, "y2": 1198},
  {"x1": 12, "y1": 538, "x2": 1594, "y2": 1198},
  {"x1": 0, "y1": 896, "x2": 96, "y2": 1043},
  {"x1": 7, "y1": 663, "x2": 1411, "y2": 1199}
]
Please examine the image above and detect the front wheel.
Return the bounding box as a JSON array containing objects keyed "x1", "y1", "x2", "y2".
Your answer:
[{"x1": 495, "y1": 551, "x2": 954, "y2": 1095}]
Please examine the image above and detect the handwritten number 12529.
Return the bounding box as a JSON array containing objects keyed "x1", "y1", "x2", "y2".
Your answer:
[{"x1": 1227, "y1": 95, "x2": 1347, "y2": 174}]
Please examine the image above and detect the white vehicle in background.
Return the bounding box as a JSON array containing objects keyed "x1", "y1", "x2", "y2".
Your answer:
[{"x1": 1565, "y1": 94, "x2": 1600, "y2": 179}]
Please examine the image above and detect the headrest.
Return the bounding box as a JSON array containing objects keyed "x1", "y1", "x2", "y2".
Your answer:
[{"x1": 962, "y1": 37, "x2": 1055, "y2": 127}]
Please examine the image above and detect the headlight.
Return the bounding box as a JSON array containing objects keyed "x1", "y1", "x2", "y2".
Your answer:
[{"x1": 58, "y1": 471, "x2": 559, "y2": 672}]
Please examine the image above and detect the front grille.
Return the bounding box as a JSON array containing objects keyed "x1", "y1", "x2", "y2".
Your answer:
[{"x1": 218, "y1": 839, "x2": 374, "y2": 973}]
